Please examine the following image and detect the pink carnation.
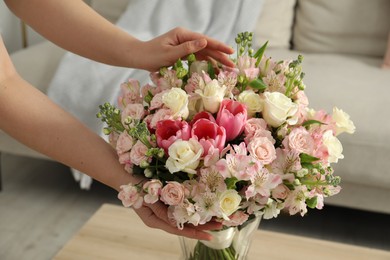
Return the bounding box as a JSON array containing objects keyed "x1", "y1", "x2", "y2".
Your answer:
[{"x1": 118, "y1": 184, "x2": 143, "y2": 209}]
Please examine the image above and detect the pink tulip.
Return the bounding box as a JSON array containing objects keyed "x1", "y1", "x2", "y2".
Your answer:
[
  {"x1": 156, "y1": 119, "x2": 191, "y2": 155},
  {"x1": 216, "y1": 99, "x2": 247, "y2": 141},
  {"x1": 190, "y1": 111, "x2": 216, "y2": 126},
  {"x1": 191, "y1": 118, "x2": 226, "y2": 156}
]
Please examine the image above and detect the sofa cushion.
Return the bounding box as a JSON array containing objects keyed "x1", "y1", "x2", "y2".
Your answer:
[
  {"x1": 293, "y1": 0, "x2": 390, "y2": 57},
  {"x1": 265, "y1": 49, "x2": 390, "y2": 190},
  {"x1": 90, "y1": 0, "x2": 129, "y2": 23},
  {"x1": 254, "y1": 0, "x2": 296, "y2": 49}
]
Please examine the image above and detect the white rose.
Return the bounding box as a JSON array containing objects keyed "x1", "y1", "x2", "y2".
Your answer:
[
  {"x1": 219, "y1": 190, "x2": 242, "y2": 219},
  {"x1": 195, "y1": 79, "x2": 226, "y2": 113},
  {"x1": 322, "y1": 130, "x2": 344, "y2": 163},
  {"x1": 261, "y1": 92, "x2": 298, "y2": 128},
  {"x1": 166, "y1": 138, "x2": 203, "y2": 174},
  {"x1": 238, "y1": 90, "x2": 263, "y2": 117},
  {"x1": 162, "y1": 87, "x2": 189, "y2": 119},
  {"x1": 332, "y1": 107, "x2": 356, "y2": 136}
]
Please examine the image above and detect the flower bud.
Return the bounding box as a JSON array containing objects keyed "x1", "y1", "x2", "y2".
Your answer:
[
  {"x1": 140, "y1": 160, "x2": 149, "y2": 168},
  {"x1": 144, "y1": 168, "x2": 153, "y2": 178}
]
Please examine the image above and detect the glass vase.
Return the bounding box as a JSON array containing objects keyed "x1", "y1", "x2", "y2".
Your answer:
[{"x1": 179, "y1": 215, "x2": 262, "y2": 260}]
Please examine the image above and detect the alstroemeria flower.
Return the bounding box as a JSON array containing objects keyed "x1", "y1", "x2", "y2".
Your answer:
[
  {"x1": 195, "y1": 79, "x2": 226, "y2": 114},
  {"x1": 117, "y1": 79, "x2": 143, "y2": 110},
  {"x1": 191, "y1": 118, "x2": 226, "y2": 156},
  {"x1": 237, "y1": 55, "x2": 259, "y2": 81},
  {"x1": 156, "y1": 119, "x2": 191, "y2": 155},
  {"x1": 216, "y1": 99, "x2": 247, "y2": 141}
]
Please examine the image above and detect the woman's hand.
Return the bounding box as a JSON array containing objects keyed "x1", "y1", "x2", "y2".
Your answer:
[
  {"x1": 134, "y1": 201, "x2": 222, "y2": 241},
  {"x1": 133, "y1": 27, "x2": 235, "y2": 72}
]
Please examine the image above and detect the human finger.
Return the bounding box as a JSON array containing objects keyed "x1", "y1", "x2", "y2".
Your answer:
[{"x1": 134, "y1": 206, "x2": 213, "y2": 241}]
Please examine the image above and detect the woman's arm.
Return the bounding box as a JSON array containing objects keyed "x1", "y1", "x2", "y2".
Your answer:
[
  {"x1": 0, "y1": 39, "x2": 218, "y2": 240},
  {"x1": 4, "y1": 0, "x2": 234, "y2": 70}
]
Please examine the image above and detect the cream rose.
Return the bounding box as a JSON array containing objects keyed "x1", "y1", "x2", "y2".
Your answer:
[
  {"x1": 166, "y1": 138, "x2": 203, "y2": 174},
  {"x1": 238, "y1": 90, "x2": 263, "y2": 117},
  {"x1": 322, "y1": 130, "x2": 344, "y2": 163},
  {"x1": 195, "y1": 79, "x2": 226, "y2": 113},
  {"x1": 162, "y1": 87, "x2": 189, "y2": 119},
  {"x1": 332, "y1": 107, "x2": 356, "y2": 136},
  {"x1": 261, "y1": 92, "x2": 298, "y2": 128},
  {"x1": 219, "y1": 190, "x2": 242, "y2": 218}
]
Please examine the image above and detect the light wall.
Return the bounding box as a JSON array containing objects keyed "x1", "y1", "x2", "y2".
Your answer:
[{"x1": 0, "y1": 1, "x2": 45, "y2": 53}]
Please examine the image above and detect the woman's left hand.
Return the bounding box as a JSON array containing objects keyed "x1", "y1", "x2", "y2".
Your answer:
[{"x1": 134, "y1": 27, "x2": 235, "y2": 72}]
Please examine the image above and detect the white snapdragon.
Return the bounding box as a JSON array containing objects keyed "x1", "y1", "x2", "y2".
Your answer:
[
  {"x1": 322, "y1": 130, "x2": 344, "y2": 163},
  {"x1": 332, "y1": 107, "x2": 356, "y2": 136}
]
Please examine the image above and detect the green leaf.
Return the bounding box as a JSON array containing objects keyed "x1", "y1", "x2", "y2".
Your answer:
[
  {"x1": 207, "y1": 62, "x2": 216, "y2": 79},
  {"x1": 300, "y1": 153, "x2": 320, "y2": 164},
  {"x1": 249, "y1": 78, "x2": 267, "y2": 91},
  {"x1": 254, "y1": 41, "x2": 268, "y2": 66},
  {"x1": 302, "y1": 120, "x2": 326, "y2": 127},
  {"x1": 306, "y1": 196, "x2": 317, "y2": 209},
  {"x1": 225, "y1": 177, "x2": 239, "y2": 189}
]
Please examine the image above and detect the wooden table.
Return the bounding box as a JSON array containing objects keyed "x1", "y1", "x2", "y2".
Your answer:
[{"x1": 54, "y1": 204, "x2": 390, "y2": 260}]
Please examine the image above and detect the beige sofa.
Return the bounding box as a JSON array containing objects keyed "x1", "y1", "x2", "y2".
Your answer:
[{"x1": 1, "y1": 0, "x2": 390, "y2": 214}]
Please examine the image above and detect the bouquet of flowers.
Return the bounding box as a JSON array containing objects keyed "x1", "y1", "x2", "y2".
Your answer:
[{"x1": 97, "y1": 32, "x2": 355, "y2": 259}]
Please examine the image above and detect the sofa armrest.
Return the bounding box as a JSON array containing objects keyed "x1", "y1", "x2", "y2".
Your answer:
[{"x1": 10, "y1": 41, "x2": 66, "y2": 93}]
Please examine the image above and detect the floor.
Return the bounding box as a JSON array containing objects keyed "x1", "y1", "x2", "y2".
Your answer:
[{"x1": 0, "y1": 154, "x2": 389, "y2": 260}]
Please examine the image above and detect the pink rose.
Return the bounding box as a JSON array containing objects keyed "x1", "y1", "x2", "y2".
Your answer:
[
  {"x1": 160, "y1": 182, "x2": 187, "y2": 206},
  {"x1": 283, "y1": 127, "x2": 315, "y2": 154},
  {"x1": 247, "y1": 137, "x2": 276, "y2": 165},
  {"x1": 156, "y1": 119, "x2": 191, "y2": 154},
  {"x1": 143, "y1": 180, "x2": 163, "y2": 204},
  {"x1": 191, "y1": 118, "x2": 226, "y2": 155},
  {"x1": 118, "y1": 152, "x2": 131, "y2": 165},
  {"x1": 129, "y1": 140, "x2": 150, "y2": 166},
  {"x1": 216, "y1": 99, "x2": 247, "y2": 141},
  {"x1": 271, "y1": 184, "x2": 290, "y2": 200},
  {"x1": 118, "y1": 184, "x2": 143, "y2": 209},
  {"x1": 149, "y1": 108, "x2": 173, "y2": 129},
  {"x1": 116, "y1": 132, "x2": 134, "y2": 155},
  {"x1": 121, "y1": 103, "x2": 145, "y2": 127},
  {"x1": 244, "y1": 118, "x2": 274, "y2": 144}
]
